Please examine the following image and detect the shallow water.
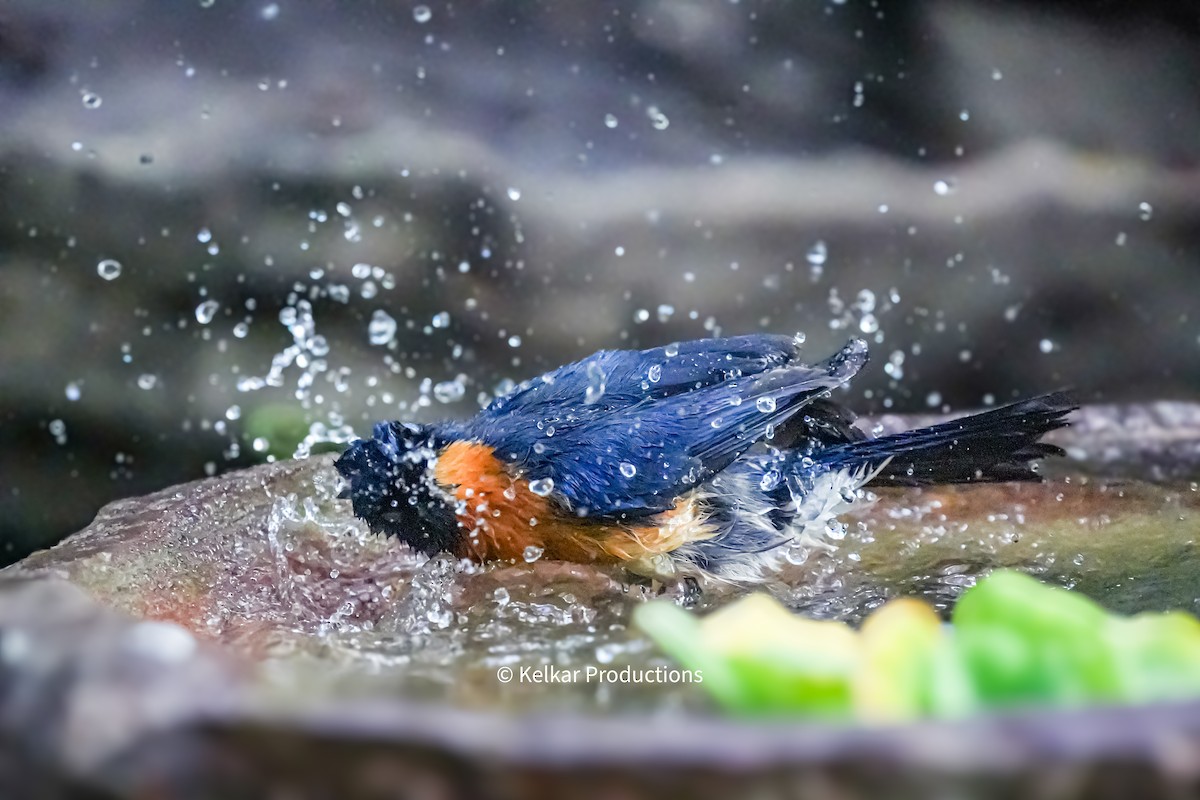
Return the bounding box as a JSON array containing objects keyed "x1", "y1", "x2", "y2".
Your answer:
[
  {"x1": 11, "y1": 404, "x2": 1199, "y2": 718},
  {"x1": 244, "y1": 464, "x2": 1200, "y2": 714}
]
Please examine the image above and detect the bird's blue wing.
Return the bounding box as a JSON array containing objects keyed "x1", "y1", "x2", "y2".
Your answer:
[
  {"x1": 462, "y1": 337, "x2": 868, "y2": 518},
  {"x1": 480, "y1": 333, "x2": 803, "y2": 420},
  {"x1": 468, "y1": 333, "x2": 804, "y2": 465}
]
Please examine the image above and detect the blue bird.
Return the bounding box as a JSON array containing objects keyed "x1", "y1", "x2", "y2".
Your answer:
[{"x1": 335, "y1": 335, "x2": 1074, "y2": 582}]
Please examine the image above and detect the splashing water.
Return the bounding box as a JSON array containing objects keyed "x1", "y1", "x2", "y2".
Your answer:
[{"x1": 236, "y1": 455, "x2": 1200, "y2": 712}]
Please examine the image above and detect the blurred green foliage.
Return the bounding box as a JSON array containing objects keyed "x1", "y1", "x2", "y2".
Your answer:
[{"x1": 636, "y1": 571, "x2": 1200, "y2": 719}]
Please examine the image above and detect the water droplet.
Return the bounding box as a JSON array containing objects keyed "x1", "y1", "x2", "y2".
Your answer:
[
  {"x1": 1039, "y1": 338, "x2": 1055, "y2": 354},
  {"x1": 260, "y1": 2, "x2": 280, "y2": 20},
  {"x1": 522, "y1": 545, "x2": 544, "y2": 563},
  {"x1": 507, "y1": 334, "x2": 522, "y2": 348},
  {"x1": 633, "y1": 308, "x2": 649, "y2": 323},
  {"x1": 710, "y1": 417, "x2": 723, "y2": 429},
  {"x1": 584, "y1": 362, "x2": 606, "y2": 404},
  {"x1": 604, "y1": 113, "x2": 618, "y2": 128},
  {"x1": 65, "y1": 382, "x2": 81, "y2": 401},
  {"x1": 647, "y1": 105, "x2": 670, "y2": 130},
  {"x1": 664, "y1": 343, "x2": 680, "y2": 357},
  {"x1": 434, "y1": 379, "x2": 465, "y2": 403},
  {"x1": 1138, "y1": 201, "x2": 1153, "y2": 221},
  {"x1": 493, "y1": 587, "x2": 510, "y2": 605},
  {"x1": 196, "y1": 227, "x2": 212, "y2": 244},
  {"x1": 926, "y1": 391, "x2": 942, "y2": 407},
  {"x1": 784, "y1": 541, "x2": 810, "y2": 565},
  {"x1": 194, "y1": 299, "x2": 219, "y2": 324},
  {"x1": 647, "y1": 364, "x2": 662, "y2": 383},
  {"x1": 368, "y1": 310, "x2": 397, "y2": 345},
  {"x1": 656, "y1": 304, "x2": 675, "y2": 322},
  {"x1": 233, "y1": 321, "x2": 249, "y2": 338},
  {"x1": 528, "y1": 477, "x2": 555, "y2": 497},
  {"x1": 884, "y1": 350, "x2": 905, "y2": 379},
  {"x1": 933, "y1": 179, "x2": 956, "y2": 196},
  {"x1": 853, "y1": 289, "x2": 876, "y2": 314},
  {"x1": 96, "y1": 259, "x2": 122, "y2": 280},
  {"x1": 413, "y1": 4, "x2": 432, "y2": 23},
  {"x1": 759, "y1": 469, "x2": 781, "y2": 491},
  {"x1": 991, "y1": 68, "x2": 1003, "y2": 80},
  {"x1": 619, "y1": 462, "x2": 637, "y2": 478},
  {"x1": 137, "y1": 374, "x2": 158, "y2": 390},
  {"x1": 431, "y1": 311, "x2": 450, "y2": 328},
  {"x1": 506, "y1": 187, "x2": 521, "y2": 201},
  {"x1": 806, "y1": 240, "x2": 827, "y2": 266},
  {"x1": 252, "y1": 437, "x2": 270, "y2": 452},
  {"x1": 755, "y1": 396, "x2": 777, "y2": 413},
  {"x1": 81, "y1": 92, "x2": 102, "y2": 109},
  {"x1": 48, "y1": 418, "x2": 67, "y2": 439},
  {"x1": 224, "y1": 404, "x2": 241, "y2": 420},
  {"x1": 824, "y1": 520, "x2": 848, "y2": 541}
]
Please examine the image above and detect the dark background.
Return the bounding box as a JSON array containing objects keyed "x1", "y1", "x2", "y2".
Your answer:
[{"x1": 2, "y1": 0, "x2": 1198, "y2": 567}]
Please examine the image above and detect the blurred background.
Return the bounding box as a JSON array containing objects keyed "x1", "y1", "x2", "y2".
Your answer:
[{"x1": 1, "y1": 0, "x2": 1198, "y2": 567}]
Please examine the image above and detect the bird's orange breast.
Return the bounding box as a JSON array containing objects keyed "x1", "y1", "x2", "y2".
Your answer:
[{"x1": 432, "y1": 440, "x2": 715, "y2": 565}]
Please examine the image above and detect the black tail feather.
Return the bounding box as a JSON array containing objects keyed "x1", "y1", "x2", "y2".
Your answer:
[{"x1": 821, "y1": 391, "x2": 1077, "y2": 485}]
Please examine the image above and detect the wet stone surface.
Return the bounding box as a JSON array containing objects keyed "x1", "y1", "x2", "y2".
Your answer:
[{"x1": 3, "y1": 403, "x2": 1200, "y2": 797}]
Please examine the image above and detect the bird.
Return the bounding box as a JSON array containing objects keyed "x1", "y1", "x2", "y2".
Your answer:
[{"x1": 334, "y1": 334, "x2": 1075, "y2": 583}]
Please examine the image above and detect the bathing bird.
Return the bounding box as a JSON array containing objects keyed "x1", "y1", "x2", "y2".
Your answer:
[{"x1": 335, "y1": 334, "x2": 1074, "y2": 582}]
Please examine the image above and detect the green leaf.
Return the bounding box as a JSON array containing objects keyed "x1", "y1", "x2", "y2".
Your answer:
[
  {"x1": 853, "y1": 598, "x2": 946, "y2": 721},
  {"x1": 1107, "y1": 612, "x2": 1200, "y2": 702},
  {"x1": 952, "y1": 570, "x2": 1121, "y2": 705}
]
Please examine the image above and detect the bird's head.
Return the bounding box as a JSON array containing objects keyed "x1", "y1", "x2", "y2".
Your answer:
[{"x1": 334, "y1": 421, "x2": 460, "y2": 555}]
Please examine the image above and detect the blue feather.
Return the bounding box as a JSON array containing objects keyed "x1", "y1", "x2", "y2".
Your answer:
[{"x1": 461, "y1": 336, "x2": 868, "y2": 518}]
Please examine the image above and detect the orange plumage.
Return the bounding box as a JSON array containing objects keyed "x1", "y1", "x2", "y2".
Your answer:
[{"x1": 433, "y1": 440, "x2": 714, "y2": 566}]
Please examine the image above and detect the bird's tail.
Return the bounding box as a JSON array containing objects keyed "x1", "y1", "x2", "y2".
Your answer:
[{"x1": 818, "y1": 391, "x2": 1077, "y2": 485}]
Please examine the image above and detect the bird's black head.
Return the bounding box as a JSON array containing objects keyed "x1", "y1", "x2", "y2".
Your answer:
[{"x1": 334, "y1": 422, "x2": 460, "y2": 555}]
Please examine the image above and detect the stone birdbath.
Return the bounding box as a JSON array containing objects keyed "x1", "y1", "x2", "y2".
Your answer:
[{"x1": 3, "y1": 403, "x2": 1200, "y2": 799}]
